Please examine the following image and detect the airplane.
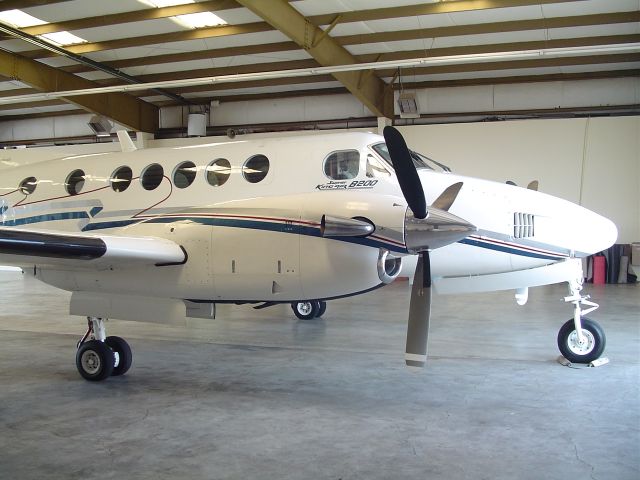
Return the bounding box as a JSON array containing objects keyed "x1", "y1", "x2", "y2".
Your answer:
[{"x1": 0, "y1": 127, "x2": 617, "y2": 381}]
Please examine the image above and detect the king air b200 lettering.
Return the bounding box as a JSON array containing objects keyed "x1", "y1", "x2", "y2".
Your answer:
[{"x1": 316, "y1": 179, "x2": 378, "y2": 190}]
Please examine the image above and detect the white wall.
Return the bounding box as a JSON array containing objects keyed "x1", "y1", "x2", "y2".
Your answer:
[
  {"x1": 2, "y1": 116, "x2": 638, "y2": 242},
  {"x1": 397, "y1": 116, "x2": 640, "y2": 243},
  {"x1": 403, "y1": 78, "x2": 640, "y2": 115}
]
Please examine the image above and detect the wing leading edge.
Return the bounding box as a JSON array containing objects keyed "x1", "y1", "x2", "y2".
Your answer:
[{"x1": 0, "y1": 227, "x2": 186, "y2": 268}]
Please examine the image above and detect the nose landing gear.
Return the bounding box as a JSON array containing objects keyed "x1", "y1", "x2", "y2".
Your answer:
[
  {"x1": 557, "y1": 279, "x2": 606, "y2": 364},
  {"x1": 75, "y1": 317, "x2": 132, "y2": 381}
]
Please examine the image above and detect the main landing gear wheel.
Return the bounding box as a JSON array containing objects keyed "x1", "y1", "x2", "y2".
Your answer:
[
  {"x1": 292, "y1": 301, "x2": 320, "y2": 320},
  {"x1": 76, "y1": 317, "x2": 133, "y2": 381},
  {"x1": 557, "y1": 317, "x2": 606, "y2": 364},
  {"x1": 105, "y1": 336, "x2": 132, "y2": 376},
  {"x1": 76, "y1": 340, "x2": 115, "y2": 381}
]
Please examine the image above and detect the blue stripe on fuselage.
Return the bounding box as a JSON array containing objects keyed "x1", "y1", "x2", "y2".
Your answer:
[
  {"x1": 2, "y1": 211, "x2": 89, "y2": 227},
  {"x1": 459, "y1": 237, "x2": 563, "y2": 261},
  {"x1": 5, "y1": 212, "x2": 568, "y2": 260}
]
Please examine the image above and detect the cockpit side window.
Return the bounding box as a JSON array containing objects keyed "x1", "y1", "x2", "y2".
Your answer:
[
  {"x1": 371, "y1": 142, "x2": 451, "y2": 173},
  {"x1": 366, "y1": 154, "x2": 391, "y2": 178},
  {"x1": 323, "y1": 150, "x2": 360, "y2": 180}
]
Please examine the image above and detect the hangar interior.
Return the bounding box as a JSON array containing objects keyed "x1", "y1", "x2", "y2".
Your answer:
[{"x1": 0, "y1": 0, "x2": 638, "y2": 479}]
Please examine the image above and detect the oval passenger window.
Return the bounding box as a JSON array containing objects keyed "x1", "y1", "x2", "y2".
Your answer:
[
  {"x1": 66, "y1": 169, "x2": 85, "y2": 196},
  {"x1": 19, "y1": 176, "x2": 37, "y2": 195},
  {"x1": 242, "y1": 154, "x2": 269, "y2": 183},
  {"x1": 141, "y1": 164, "x2": 164, "y2": 191},
  {"x1": 110, "y1": 166, "x2": 133, "y2": 192},
  {"x1": 206, "y1": 158, "x2": 231, "y2": 187},
  {"x1": 173, "y1": 161, "x2": 197, "y2": 189}
]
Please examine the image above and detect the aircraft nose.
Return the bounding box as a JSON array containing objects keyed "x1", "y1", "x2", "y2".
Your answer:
[{"x1": 589, "y1": 213, "x2": 618, "y2": 254}]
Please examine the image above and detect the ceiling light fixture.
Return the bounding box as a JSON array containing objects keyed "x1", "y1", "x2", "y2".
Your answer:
[
  {"x1": 38, "y1": 31, "x2": 87, "y2": 46},
  {"x1": 138, "y1": 0, "x2": 193, "y2": 8},
  {"x1": 171, "y1": 11, "x2": 227, "y2": 28},
  {"x1": 0, "y1": 9, "x2": 46, "y2": 28}
]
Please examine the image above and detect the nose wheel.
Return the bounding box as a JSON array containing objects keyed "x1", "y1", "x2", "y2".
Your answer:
[
  {"x1": 558, "y1": 277, "x2": 606, "y2": 364},
  {"x1": 75, "y1": 317, "x2": 132, "y2": 381},
  {"x1": 557, "y1": 317, "x2": 606, "y2": 364}
]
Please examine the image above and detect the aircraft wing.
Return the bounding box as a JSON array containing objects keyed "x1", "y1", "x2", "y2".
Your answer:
[{"x1": 0, "y1": 227, "x2": 185, "y2": 269}]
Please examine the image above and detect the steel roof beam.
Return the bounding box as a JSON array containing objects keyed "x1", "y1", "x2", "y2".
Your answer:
[
  {"x1": 53, "y1": 12, "x2": 639, "y2": 73},
  {"x1": 307, "y1": 0, "x2": 588, "y2": 26},
  {"x1": 0, "y1": 50, "x2": 158, "y2": 131},
  {"x1": 21, "y1": 0, "x2": 242, "y2": 36},
  {"x1": 235, "y1": 0, "x2": 392, "y2": 117},
  {"x1": 73, "y1": 34, "x2": 640, "y2": 88}
]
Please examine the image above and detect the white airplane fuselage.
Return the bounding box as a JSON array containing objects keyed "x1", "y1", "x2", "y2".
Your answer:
[{"x1": 0, "y1": 132, "x2": 617, "y2": 310}]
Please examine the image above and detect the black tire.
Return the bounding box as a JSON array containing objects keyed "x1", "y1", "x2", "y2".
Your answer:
[
  {"x1": 76, "y1": 340, "x2": 114, "y2": 381},
  {"x1": 316, "y1": 301, "x2": 327, "y2": 318},
  {"x1": 292, "y1": 301, "x2": 320, "y2": 320},
  {"x1": 557, "y1": 317, "x2": 606, "y2": 364},
  {"x1": 105, "y1": 336, "x2": 132, "y2": 376}
]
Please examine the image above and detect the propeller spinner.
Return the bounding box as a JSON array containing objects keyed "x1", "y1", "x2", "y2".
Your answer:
[{"x1": 383, "y1": 126, "x2": 476, "y2": 368}]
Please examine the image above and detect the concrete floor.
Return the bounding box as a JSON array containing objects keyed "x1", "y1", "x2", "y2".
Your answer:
[{"x1": 0, "y1": 271, "x2": 638, "y2": 480}]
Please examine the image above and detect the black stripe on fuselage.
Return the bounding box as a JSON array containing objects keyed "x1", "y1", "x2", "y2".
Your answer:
[{"x1": 0, "y1": 230, "x2": 106, "y2": 260}]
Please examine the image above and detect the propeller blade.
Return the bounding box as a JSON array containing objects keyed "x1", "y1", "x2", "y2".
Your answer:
[
  {"x1": 527, "y1": 180, "x2": 539, "y2": 191},
  {"x1": 405, "y1": 251, "x2": 432, "y2": 368},
  {"x1": 383, "y1": 126, "x2": 427, "y2": 219},
  {"x1": 431, "y1": 182, "x2": 463, "y2": 212}
]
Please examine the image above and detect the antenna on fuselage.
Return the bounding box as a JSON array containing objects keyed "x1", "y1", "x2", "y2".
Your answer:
[{"x1": 116, "y1": 130, "x2": 137, "y2": 152}]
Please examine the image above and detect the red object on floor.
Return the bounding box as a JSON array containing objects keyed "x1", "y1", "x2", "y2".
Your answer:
[{"x1": 593, "y1": 256, "x2": 606, "y2": 284}]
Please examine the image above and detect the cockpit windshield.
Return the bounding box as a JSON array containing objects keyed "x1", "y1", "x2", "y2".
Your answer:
[{"x1": 371, "y1": 142, "x2": 451, "y2": 173}]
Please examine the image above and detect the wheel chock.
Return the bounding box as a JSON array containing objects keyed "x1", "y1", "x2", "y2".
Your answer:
[{"x1": 557, "y1": 355, "x2": 610, "y2": 368}]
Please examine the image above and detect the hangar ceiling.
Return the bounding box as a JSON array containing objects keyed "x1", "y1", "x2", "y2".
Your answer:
[{"x1": 0, "y1": 0, "x2": 637, "y2": 137}]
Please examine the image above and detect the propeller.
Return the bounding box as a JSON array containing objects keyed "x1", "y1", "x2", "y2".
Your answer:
[
  {"x1": 383, "y1": 126, "x2": 476, "y2": 368},
  {"x1": 383, "y1": 126, "x2": 427, "y2": 219}
]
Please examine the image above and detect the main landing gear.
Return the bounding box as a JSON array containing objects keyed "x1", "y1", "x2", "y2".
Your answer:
[
  {"x1": 557, "y1": 278, "x2": 606, "y2": 364},
  {"x1": 76, "y1": 317, "x2": 132, "y2": 381},
  {"x1": 291, "y1": 300, "x2": 327, "y2": 320}
]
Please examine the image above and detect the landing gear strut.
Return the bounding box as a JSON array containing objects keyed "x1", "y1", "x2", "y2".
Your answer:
[
  {"x1": 557, "y1": 278, "x2": 606, "y2": 364},
  {"x1": 75, "y1": 317, "x2": 132, "y2": 381}
]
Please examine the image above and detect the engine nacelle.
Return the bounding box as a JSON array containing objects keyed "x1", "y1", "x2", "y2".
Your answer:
[{"x1": 321, "y1": 215, "x2": 375, "y2": 237}]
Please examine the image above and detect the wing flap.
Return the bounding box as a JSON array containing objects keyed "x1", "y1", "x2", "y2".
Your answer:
[{"x1": 0, "y1": 227, "x2": 185, "y2": 268}]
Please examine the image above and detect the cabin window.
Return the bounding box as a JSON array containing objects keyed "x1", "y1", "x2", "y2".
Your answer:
[
  {"x1": 206, "y1": 158, "x2": 231, "y2": 187},
  {"x1": 19, "y1": 176, "x2": 37, "y2": 195},
  {"x1": 110, "y1": 166, "x2": 132, "y2": 192},
  {"x1": 366, "y1": 154, "x2": 391, "y2": 178},
  {"x1": 242, "y1": 154, "x2": 269, "y2": 183},
  {"x1": 141, "y1": 163, "x2": 164, "y2": 191},
  {"x1": 323, "y1": 150, "x2": 359, "y2": 180},
  {"x1": 173, "y1": 161, "x2": 197, "y2": 189},
  {"x1": 65, "y1": 169, "x2": 85, "y2": 196}
]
